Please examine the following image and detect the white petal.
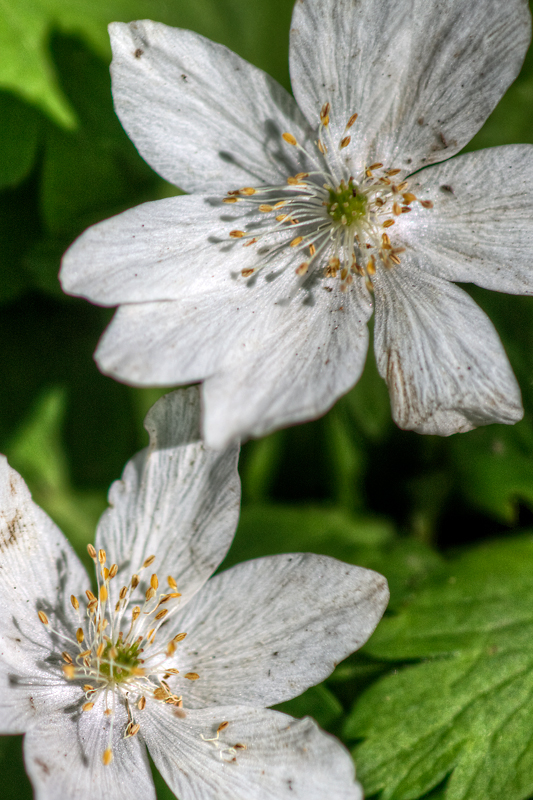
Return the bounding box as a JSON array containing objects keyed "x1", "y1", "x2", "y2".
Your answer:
[
  {"x1": 372, "y1": 262, "x2": 523, "y2": 435},
  {"x1": 95, "y1": 388, "x2": 240, "y2": 608},
  {"x1": 143, "y1": 702, "x2": 362, "y2": 800},
  {"x1": 166, "y1": 554, "x2": 388, "y2": 708},
  {"x1": 60, "y1": 194, "x2": 298, "y2": 307},
  {"x1": 399, "y1": 145, "x2": 533, "y2": 294},
  {"x1": 110, "y1": 21, "x2": 312, "y2": 193},
  {"x1": 289, "y1": 0, "x2": 531, "y2": 175},
  {"x1": 201, "y1": 281, "x2": 372, "y2": 448},
  {"x1": 0, "y1": 457, "x2": 89, "y2": 733},
  {"x1": 24, "y1": 692, "x2": 155, "y2": 800}
]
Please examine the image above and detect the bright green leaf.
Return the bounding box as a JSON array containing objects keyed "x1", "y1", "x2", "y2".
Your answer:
[{"x1": 346, "y1": 535, "x2": 533, "y2": 800}]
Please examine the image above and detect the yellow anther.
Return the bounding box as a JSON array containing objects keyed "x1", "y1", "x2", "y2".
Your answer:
[
  {"x1": 96, "y1": 643, "x2": 105, "y2": 659},
  {"x1": 83, "y1": 702, "x2": 94, "y2": 712},
  {"x1": 87, "y1": 544, "x2": 97, "y2": 560},
  {"x1": 98, "y1": 549, "x2": 106, "y2": 565},
  {"x1": 132, "y1": 606, "x2": 140, "y2": 621},
  {"x1": 103, "y1": 749, "x2": 113, "y2": 766},
  {"x1": 86, "y1": 590, "x2": 96, "y2": 602},
  {"x1": 401, "y1": 206, "x2": 412, "y2": 213},
  {"x1": 383, "y1": 219, "x2": 395, "y2": 228},
  {"x1": 76, "y1": 628, "x2": 84, "y2": 644},
  {"x1": 290, "y1": 236, "x2": 303, "y2": 247},
  {"x1": 386, "y1": 168, "x2": 402, "y2": 176},
  {"x1": 63, "y1": 665, "x2": 76, "y2": 679},
  {"x1": 229, "y1": 230, "x2": 245, "y2": 238},
  {"x1": 282, "y1": 132, "x2": 297, "y2": 146},
  {"x1": 150, "y1": 574, "x2": 159, "y2": 591},
  {"x1": 389, "y1": 253, "x2": 402, "y2": 265},
  {"x1": 295, "y1": 172, "x2": 309, "y2": 180},
  {"x1": 173, "y1": 632, "x2": 187, "y2": 643},
  {"x1": 339, "y1": 136, "x2": 351, "y2": 149},
  {"x1": 145, "y1": 587, "x2": 156, "y2": 601},
  {"x1": 99, "y1": 586, "x2": 108, "y2": 603},
  {"x1": 379, "y1": 177, "x2": 391, "y2": 186},
  {"x1": 273, "y1": 201, "x2": 286, "y2": 209},
  {"x1": 318, "y1": 140, "x2": 326, "y2": 155},
  {"x1": 142, "y1": 555, "x2": 156, "y2": 569},
  {"x1": 368, "y1": 162, "x2": 384, "y2": 170},
  {"x1": 381, "y1": 233, "x2": 391, "y2": 249},
  {"x1": 217, "y1": 721, "x2": 230, "y2": 733},
  {"x1": 402, "y1": 192, "x2": 416, "y2": 204},
  {"x1": 223, "y1": 197, "x2": 237, "y2": 203},
  {"x1": 346, "y1": 112, "x2": 358, "y2": 129},
  {"x1": 131, "y1": 575, "x2": 140, "y2": 589},
  {"x1": 103, "y1": 568, "x2": 110, "y2": 581},
  {"x1": 309, "y1": 244, "x2": 316, "y2": 256},
  {"x1": 119, "y1": 586, "x2": 128, "y2": 600},
  {"x1": 420, "y1": 199, "x2": 434, "y2": 208},
  {"x1": 276, "y1": 214, "x2": 288, "y2": 222},
  {"x1": 109, "y1": 564, "x2": 118, "y2": 579},
  {"x1": 184, "y1": 672, "x2": 200, "y2": 681},
  {"x1": 126, "y1": 723, "x2": 141, "y2": 738},
  {"x1": 340, "y1": 268, "x2": 348, "y2": 281},
  {"x1": 241, "y1": 268, "x2": 254, "y2": 278},
  {"x1": 365, "y1": 169, "x2": 374, "y2": 178},
  {"x1": 38, "y1": 611, "x2": 49, "y2": 626},
  {"x1": 83, "y1": 684, "x2": 95, "y2": 693},
  {"x1": 70, "y1": 595, "x2": 79, "y2": 611},
  {"x1": 295, "y1": 262, "x2": 309, "y2": 276},
  {"x1": 367, "y1": 256, "x2": 376, "y2": 275},
  {"x1": 167, "y1": 641, "x2": 176, "y2": 656},
  {"x1": 167, "y1": 576, "x2": 177, "y2": 589},
  {"x1": 320, "y1": 102, "x2": 330, "y2": 125},
  {"x1": 239, "y1": 187, "x2": 256, "y2": 196},
  {"x1": 155, "y1": 609, "x2": 169, "y2": 621},
  {"x1": 287, "y1": 177, "x2": 301, "y2": 185},
  {"x1": 138, "y1": 696, "x2": 146, "y2": 710},
  {"x1": 62, "y1": 651, "x2": 73, "y2": 664},
  {"x1": 392, "y1": 202, "x2": 402, "y2": 216},
  {"x1": 259, "y1": 204, "x2": 273, "y2": 212}
]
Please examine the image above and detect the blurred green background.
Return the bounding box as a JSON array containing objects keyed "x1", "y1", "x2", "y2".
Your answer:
[{"x1": 3, "y1": 1, "x2": 533, "y2": 799}]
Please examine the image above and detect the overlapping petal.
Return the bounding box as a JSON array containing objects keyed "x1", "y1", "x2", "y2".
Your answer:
[
  {"x1": 399, "y1": 144, "x2": 533, "y2": 294},
  {"x1": 0, "y1": 457, "x2": 89, "y2": 733},
  {"x1": 95, "y1": 388, "x2": 240, "y2": 608},
  {"x1": 290, "y1": 0, "x2": 531, "y2": 176},
  {"x1": 24, "y1": 694, "x2": 155, "y2": 800},
  {"x1": 110, "y1": 20, "x2": 312, "y2": 194},
  {"x1": 142, "y1": 703, "x2": 362, "y2": 800},
  {"x1": 165, "y1": 554, "x2": 388, "y2": 708},
  {"x1": 372, "y1": 262, "x2": 523, "y2": 435}
]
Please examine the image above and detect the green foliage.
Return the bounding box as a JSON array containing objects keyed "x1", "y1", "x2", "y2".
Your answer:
[{"x1": 347, "y1": 535, "x2": 533, "y2": 800}]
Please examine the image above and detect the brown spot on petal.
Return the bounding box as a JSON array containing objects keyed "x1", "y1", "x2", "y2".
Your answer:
[{"x1": 134, "y1": 49, "x2": 144, "y2": 58}]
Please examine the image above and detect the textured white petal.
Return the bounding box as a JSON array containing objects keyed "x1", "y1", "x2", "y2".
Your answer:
[
  {"x1": 166, "y1": 554, "x2": 388, "y2": 708},
  {"x1": 201, "y1": 280, "x2": 372, "y2": 448},
  {"x1": 24, "y1": 693, "x2": 155, "y2": 800},
  {"x1": 110, "y1": 20, "x2": 312, "y2": 193},
  {"x1": 60, "y1": 195, "x2": 302, "y2": 307},
  {"x1": 95, "y1": 388, "x2": 240, "y2": 609},
  {"x1": 290, "y1": 0, "x2": 531, "y2": 175},
  {"x1": 0, "y1": 457, "x2": 89, "y2": 733},
  {"x1": 399, "y1": 145, "x2": 533, "y2": 294},
  {"x1": 143, "y1": 703, "x2": 362, "y2": 800},
  {"x1": 372, "y1": 262, "x2": 523, "y2": 435}
]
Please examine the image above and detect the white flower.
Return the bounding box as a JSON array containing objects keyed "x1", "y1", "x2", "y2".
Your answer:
[
  {"x1": 60, "y1": 0, "x2": 533, "y2": 448},
  {"x1": 0, "y1": 387, "x2": 388, "y2": 800}
]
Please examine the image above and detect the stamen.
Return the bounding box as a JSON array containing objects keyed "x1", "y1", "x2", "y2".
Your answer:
[{"x1": 282, "y1": 132, "x2": 297, "y2": 146}]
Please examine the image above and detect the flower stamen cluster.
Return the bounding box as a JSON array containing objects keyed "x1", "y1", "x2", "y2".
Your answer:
[{"x1": 226, "y1": 103, "x2": 433, "y2": 292}]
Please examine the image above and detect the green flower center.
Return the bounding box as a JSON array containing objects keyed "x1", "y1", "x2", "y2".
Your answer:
[
  {"x1": 98, "y1": 639, "x2": 142, "y2": 681},
  {"x1": 326, "y1": 179, "x2": 368, "y2": 224}
]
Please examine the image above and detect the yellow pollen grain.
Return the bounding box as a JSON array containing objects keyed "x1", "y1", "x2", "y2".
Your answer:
[
  {"x1": 138, "y1": 696, "x2": 146, "y2": 710},
  {"x1": 402, "y1": 192, "x2": 416, "y2": 204},
  {"x1": 229, "y1": 230, "x2": 245, "y2": 238},
  {"x1": 76, "y1": 628, "x2": 84, "y2": 644},
  {"x1": 368, "y1": 162, "x2": 384, "y2": 170},
  {"x1": 340, "y1": 136, "x2": 351, "y2": 149},
  {"x1": 98, "y1": 549, "x2": 106, "y2": 565},
  {"x1": 282, "y1": 132, "x2": 297, "y2": 146},
  {"x1": 83, "y1": 702, "x2": 94, "y2": 712},
  {"x1": 99, "y1": 586, "x2": 108, "y2": 603},
  {"x1": 295, "y1": 262, "x2": 309, "y2": 276},
  {"x1": 223, "y1": 197, "x2": 237, "y2": 204},
  {"x1": 239, "y1": 187, "x2": 256, "y2": 196},
  {"x1": 150, "y1": 574, "x2": 159, "y2": 590},
  {"x1": 87, "y1": 544, "x2": 97, "y2": 560},
  {"x1": 184, "y1": 672, "x2": 200, "y2": 681},
  {"x1": 103, "y1": 749, "x2": 113, "y2": 766},
  {"x1": 346, "y1": 112, "x2": 358, "y2": 129},
  {"x1": 383, "y1": 219, "x2": 395, "y2": 228},
  {"x1": 63, "y1": 665, "x2": 76, "y2": 679},
  {"x1": 38, "y1": 611, "x2": 49, "y2": 625},
  {"x1": 259, "y1": 204, "x2": 273, "y2": 212},
  {"x1": 241, "y1": 268, "x2": 254, "y2": 278},
  {"x1": 70, "y1": 595, "x2": 79, "y2": 611},
  {"x1": 174, "y1": 632, "x2": 187, "y2": 643},
  {"x1": 290, "y1": 236, "x2": 303, "y2": 247}
]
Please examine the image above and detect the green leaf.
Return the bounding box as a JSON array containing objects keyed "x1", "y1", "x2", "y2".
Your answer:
[
  {"x1": 346, "y1": 535, "x2": 533, "y2": 800},
  {"x1": 0, "y1": 92, "x2": 40, "y2": 189},
  {"x1": 5, "y1": 386, "x2": 107, "y2": 561},
  {"x1": 274, "y1": 684, "x2": 344, "y2": 732}
]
